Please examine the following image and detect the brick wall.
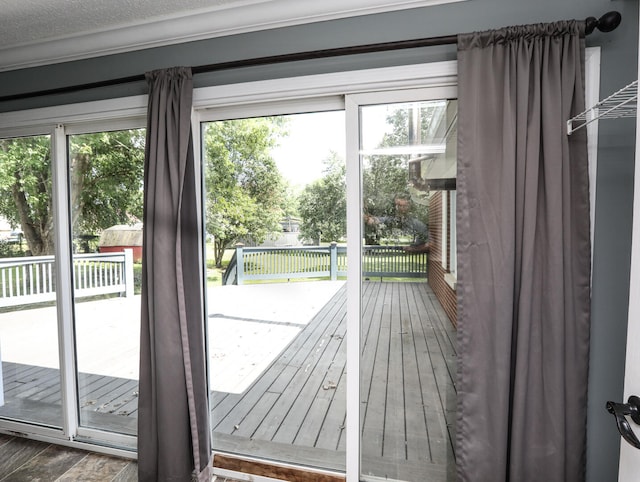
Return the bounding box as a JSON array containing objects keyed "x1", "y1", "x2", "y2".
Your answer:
[{"x1": 428, "y1": 191, "x2": 458, "y2": 328}]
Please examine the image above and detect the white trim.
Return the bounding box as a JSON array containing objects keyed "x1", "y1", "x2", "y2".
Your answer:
[
  {"x1": 0, "y1": 96, "x2": 147, "y2": 132},
  {"x1": 194, "y1": 62, "x2": 458, "y2": 112},
  {"x1": 442, "y1": 192, "x2": 448, "y2": 270},
  {"x1": 345, "y1": 94, "x2": 362, "y2": 482},
  {"x1": 584, "y1": 46, "x2": 600, "y2": 266},
  {"x1": 0, "y1": 420, "x2": 67, "y2": 440},
  {"x1": 450, "y1": 190, "x2": 457, "y2": 278},
  {"x1": 198, "y1": 97, "x2": 345, "y2": 123},
  {"x1": 53, "y1": 124, "x2": 79, "y2": 439},
  {"x1": 0, "y1": 427, "x2": 136, "y2": 459},
  {"x1": 75, "y1": 427, "x2": 137, "y2": 451},
  {"x1": 0, "y1": 0, "x2": 467, "y2": 72}
]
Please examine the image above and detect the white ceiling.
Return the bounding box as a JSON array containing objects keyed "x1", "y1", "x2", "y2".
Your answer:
[
  {"x1": 1, "y1": 0, "x2": 244, "y2": 46},
  {"x1": 0, "y1": 0, "x2": 464, "y2": 72}
]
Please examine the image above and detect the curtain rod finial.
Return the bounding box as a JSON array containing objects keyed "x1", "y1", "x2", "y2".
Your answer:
[{"x1": 585, "y1": 11, "x2": 622, "y2": 35}]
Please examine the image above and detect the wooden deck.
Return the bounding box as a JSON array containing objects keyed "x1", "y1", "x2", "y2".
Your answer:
[
  {"x1": 0, "y1": 281, "x2": 457, "y2": 481},
  {"x1": 210, "y1": 281, "x2": 457, "y2": 480},
  {"x1": 0, "y1": 363, "x2": 138, "y2": 435}
]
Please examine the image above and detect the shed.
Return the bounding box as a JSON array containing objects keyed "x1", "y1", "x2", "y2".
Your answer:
[{"x1": 98, "y1": 223, "x2": 143, "y2": 262}]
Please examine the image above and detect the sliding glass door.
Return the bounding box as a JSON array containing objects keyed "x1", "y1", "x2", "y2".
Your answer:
[
  {"x1": 201, "y1": 84, "x2": 458, "y2": 480},
  {"x1": 67, "y1": 128, "x2": 145, "y2": 440},
  {"x1": 0, "y1": 118, "x2": 146, "y2": 449},
  {"x1": 346, "y1": 89, "x2": 458, "y2": 482},
  {"x1": 0, "y1": 134, "x2": 64, "y2": 429},
  {"x1": 0, "y1": 61, "x2": 461, "y2": 474}
]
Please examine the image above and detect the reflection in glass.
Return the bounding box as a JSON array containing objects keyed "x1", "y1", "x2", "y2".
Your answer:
[
  {"x1": 360, "y1": 100, "x2": 458, "y2": 481},
  {"x1": 69, "y1": 129, "x2": 145, "y2": 436},
  {"x1": 204, "y1": 112, "x2": 348, "y2": 472},
  {"x1": 0, "y1": 135, "x2": 63, "y2": 428}
]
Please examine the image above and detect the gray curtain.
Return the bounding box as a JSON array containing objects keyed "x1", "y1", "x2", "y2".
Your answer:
[
  {"x1": 456, "y1": 22, "x2": 591, "y2": 482},
  {"x1": 138, "y1": 67, "x2": 212, "y2": 481}
]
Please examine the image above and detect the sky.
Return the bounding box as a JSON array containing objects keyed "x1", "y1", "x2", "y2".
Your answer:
[
  {"x1": 270, "y1": 110, "x2": 346, "y2": 189},
  {"x1": 268, "y1": 105, "x2": 403, "y2": 189}
]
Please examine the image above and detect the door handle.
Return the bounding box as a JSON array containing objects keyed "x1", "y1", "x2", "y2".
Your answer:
[{"x1": 606, "y1": 395, "x2": 640, "y2": 449}]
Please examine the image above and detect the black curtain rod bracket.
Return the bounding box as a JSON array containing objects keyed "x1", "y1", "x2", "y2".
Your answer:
[
  {"x1": 0, "y1": 11, "x2": 622, "y2": 104},
  {"x1": 585, "y1": 11, "x2": 622, "y2": 35}
]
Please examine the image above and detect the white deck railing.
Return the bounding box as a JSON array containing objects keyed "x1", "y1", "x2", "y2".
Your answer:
[
  {"x1": 0, "y1": 249, "x2": 134, "y2": 308},
  {"x1": 225, "y1": 243, "x2": 428, "y2": 285}
]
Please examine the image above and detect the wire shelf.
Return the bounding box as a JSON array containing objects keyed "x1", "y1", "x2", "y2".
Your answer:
[{"x1": 567, "y1": 79, "x2": 638, "y2": 135}]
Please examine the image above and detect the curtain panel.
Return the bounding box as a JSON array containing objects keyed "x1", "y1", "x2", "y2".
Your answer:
[
  {"x1": 138, "y1": 67, "x2": 212, "y2": 482},
  {"x1": 456, "y1": 22, "x2": 591, "y2": 482}
]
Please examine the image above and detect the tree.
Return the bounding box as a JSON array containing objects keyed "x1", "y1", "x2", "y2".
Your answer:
[
  {"x1": 363, "y1": 105, "x2": 435, "y2": 244},
  {"x1": 298, "y1": 152, "x2": 346, "y2": 244},
  {"x1": 0, "y1": 136, "x2": 54, "y2": 256},
  {"x1": 70, "y1": 130, "x2": 145, "y2": 235},
  {"x1": 204, "y1": 117, "x2": 287, "y2": 267},
  {"x1": 0, "y1": 130, "x2": 144, "y2": 256}
]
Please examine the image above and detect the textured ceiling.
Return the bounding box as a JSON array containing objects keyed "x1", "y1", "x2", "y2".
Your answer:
[
  {"x1": 0, "y1": 0, "x2": 452, "y2": 71},
  {"x1": 0, "y1": 0, "x2": 251, "y2": 46}
]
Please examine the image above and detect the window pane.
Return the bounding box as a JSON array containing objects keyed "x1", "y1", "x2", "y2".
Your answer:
[
  {"x1": 360, "y1": 100, "x2": 457, "y2": 481},
  {"x1": 204, "y1": 112, "x2": 347, "y2": 472},
  {"x1": 68, "y1": 129, "x2": 145, "y2": 436},
  {"x1": 0, "y1": 135, "x2": 63, "y2": 428}
]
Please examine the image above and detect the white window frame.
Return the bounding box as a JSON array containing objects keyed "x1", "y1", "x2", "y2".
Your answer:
[
  {"x1": 442, "y1": 191, "x2": 449, "y2": 270},
  {"x1": 450, "y1": 190, "x2": 457, "y2": 278}
]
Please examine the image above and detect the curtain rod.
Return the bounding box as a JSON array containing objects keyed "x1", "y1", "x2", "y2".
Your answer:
[{"x1": 0, "y1": 11, "x2": 621, "y2": 104}]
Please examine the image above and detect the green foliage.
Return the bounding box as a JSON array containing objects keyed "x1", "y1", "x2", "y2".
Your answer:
[
  {"x1": 0, "y1": 240, "x2": 26, "y2": 258},
  {"x1": 298, "y1": 152, "x2": 346, "y2": 244},
  {"x1": 0, "y1": 136, "x2": 53, "y2": 255},
  {"x1": 280, "y1": 180, "x2": 300, "y2": 219},
  {"x1": 0, "y1": 130, "x2": 144, "y2": 256},
  {"x1": 133, "y1": 263, "x2": 143, "y2": 295},
  {"x1": 363, "y1": 106, "x2": 432, "y2": 244},
  {"x1": 204, "y1": 118, "x2": 288, "y2": 267},
  {"x1": 69, "y1": 130, "x2": 145, "y2": 235}
]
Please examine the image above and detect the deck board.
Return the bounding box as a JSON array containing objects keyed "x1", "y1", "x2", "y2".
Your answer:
[
  {"x1": 1, "y1": 281, "x2": 457, "y2": 480},
  {"x1": 210, "y1": 281, "x2": 457, "y2": 480}
]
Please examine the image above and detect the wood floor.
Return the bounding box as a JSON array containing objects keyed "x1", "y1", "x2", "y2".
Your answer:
[
  {"x1": 0, "y1": 433, "x2": 137, "y2": 481},
  {"x1": 0, "y1": 435, "x2": 246, "y2": 482},
  {"x1": 0, "y1": 281, "x2": 457, "y2": 481}
]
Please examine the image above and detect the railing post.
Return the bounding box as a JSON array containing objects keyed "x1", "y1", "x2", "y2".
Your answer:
[
  {"x1": 124, "y1": 249, "x2": 134, "y2": 298},
  {"x1": 330, "y1": 242, "x2": 337, "y2": 281},
  {"x1": 236, "y1": 243, "x2": 245, "y2": 285}
]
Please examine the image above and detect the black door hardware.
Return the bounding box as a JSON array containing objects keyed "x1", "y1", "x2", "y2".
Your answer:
[{"x1": 606, "y1": 396, "x2": 640, "y2": 449}]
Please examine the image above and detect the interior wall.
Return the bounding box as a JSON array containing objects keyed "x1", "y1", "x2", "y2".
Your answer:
[{"x1": 0, "y1": 0, "x2": 637, "y2": 480}]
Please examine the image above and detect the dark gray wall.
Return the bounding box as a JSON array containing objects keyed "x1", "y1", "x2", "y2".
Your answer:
[{"x1": 0, "y1": 0, "x2": 637, "y2": 480}]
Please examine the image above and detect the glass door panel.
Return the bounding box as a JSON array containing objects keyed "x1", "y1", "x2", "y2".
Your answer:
[
  {"x1": 68, "y1": 129, "x2": 145, "y2": 436},
  {"x1": 359, "y1": 100, "x2": 457, "y2": 481},
  {"x1": 0, "y1": 134, "x2": 63, "y2": 428},
  {"x1": 203, "y1": 112, "x2": 347, "y2": 472}
]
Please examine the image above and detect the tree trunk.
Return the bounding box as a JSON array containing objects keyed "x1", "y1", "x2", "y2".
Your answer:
[
  {"x1": 214, "y1": 238, "x2": 226, "y2": 268},
  {"x1": 70, "y1": 153, "x2": 88, "y2": 231},
  {"x1": 12, "y1": 174, "x2": 54, "y2": 256}
]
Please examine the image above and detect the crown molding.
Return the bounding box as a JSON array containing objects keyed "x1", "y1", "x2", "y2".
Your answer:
[{"x1": 0, "y1": 0, "x2": 465, "y2": 73}]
